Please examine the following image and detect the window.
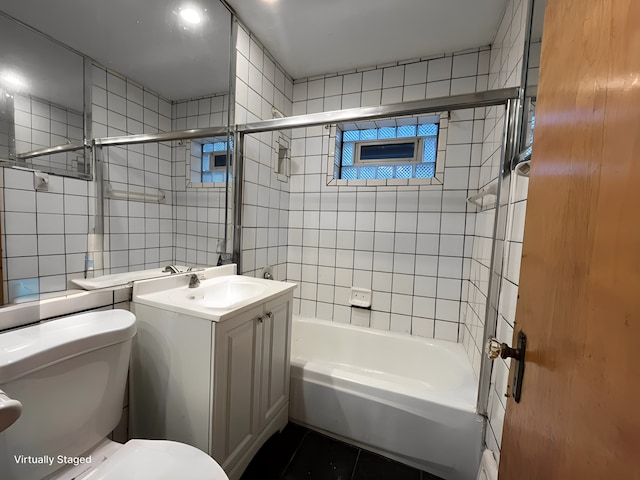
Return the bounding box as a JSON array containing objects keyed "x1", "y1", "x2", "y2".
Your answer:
[
  {"x1": 190, "y1": 137, "x2": 233, "y2": 184},
  {"x1": 335, "y1": 120, "x2": 439, "y2": 180}
]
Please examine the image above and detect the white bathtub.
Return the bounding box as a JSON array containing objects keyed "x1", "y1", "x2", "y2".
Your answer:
[{"x1": 289, "y1": 317, "x2": 483, "y2": 480}]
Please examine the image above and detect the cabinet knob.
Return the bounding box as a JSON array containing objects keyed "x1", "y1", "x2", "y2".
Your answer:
[
  {"x1": 265, "y1": 311, "x2": 273, "y2": 320},
  {"x1": 257, "y1": 315, "x2": 264, "y2": 323}
]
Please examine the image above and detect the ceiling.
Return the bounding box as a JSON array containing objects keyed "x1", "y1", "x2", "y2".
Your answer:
[
  {"x1": 0, "y1": 0, "x2": 232, "y2": 103},
  {"x1": 225, "y1": 0, "x2": 508, "y2": 79},
  {"x1": 0, "y1": 0, "x2": 510, "y2": 109}
]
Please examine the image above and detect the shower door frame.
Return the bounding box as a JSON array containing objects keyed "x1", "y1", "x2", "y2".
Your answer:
[{"x1": 230, "y1": 87, "x2": 523, "y2": 416}]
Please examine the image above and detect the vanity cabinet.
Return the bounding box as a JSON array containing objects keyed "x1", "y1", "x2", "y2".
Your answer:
[{"x1": 130, "y1": 292, "x2": 293, "y2": 480}]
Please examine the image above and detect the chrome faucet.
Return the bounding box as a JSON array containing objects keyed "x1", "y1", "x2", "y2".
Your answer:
[
  {"x1": 163, "y1": 265, "x2": 180, "y2": 274},
  {"x1": 188, "y1": 274, "x2": 200, "y2": 288}
]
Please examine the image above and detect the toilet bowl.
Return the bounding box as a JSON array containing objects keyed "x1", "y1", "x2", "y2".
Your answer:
[
  {"x1": 52, "y1": 438, "x2": 228, "y2": 480},
  {"x1": 0, "y1": 309, "x2": 228, "y2": 480}
]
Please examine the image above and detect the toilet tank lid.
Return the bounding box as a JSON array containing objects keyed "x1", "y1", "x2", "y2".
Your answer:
[{"x1": 0, "y1": 310, "x2": 136, "y2": 384}]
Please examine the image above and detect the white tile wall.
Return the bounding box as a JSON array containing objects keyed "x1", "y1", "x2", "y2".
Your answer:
[
  {"x1": 171, "y1": 93, "x2": 230, "y2": 265},
  {"x1": 465, "y1": 0, "x2": 530, "y2": 463},
  {"x1": 1, "y1": 168, "x2": 91, "y2": 301},
  {"x1": 13, "y1": 94, "x2": 84, "y2": 174},
  {"x1": 288, "y1": 47, "x2": 493, "y2": 341},
  {"x1": 235, "y1": 23, "x2": 293, "y2": 281},
  {"x1": 292, "y1": 48, "x2": 490, "y2": 117},
  {"x1": 95, "y1": 65, "x2": 174, "y2": 275}
]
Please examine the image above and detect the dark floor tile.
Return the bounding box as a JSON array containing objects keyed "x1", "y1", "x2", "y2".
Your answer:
[
  {"x1": 240, "y1": 423, "x2": 309, "y2": 480},
  {"x1": 352, "y1": 450, "x2": 421, "y2": 480},
  {"x1": 420, "y1": 472, "x2": 445, "y2": 480},
  {"x1": 282, "y1": 431, "x2": 358, "y2": 480}
]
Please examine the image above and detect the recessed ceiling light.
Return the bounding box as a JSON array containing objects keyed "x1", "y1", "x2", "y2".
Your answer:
[
  {"x1": 179, "y1": 7, "x2": 202, "y2": 24},
  {"x1": 0, "y1": 70, "x2": 27, "y2": 91}
]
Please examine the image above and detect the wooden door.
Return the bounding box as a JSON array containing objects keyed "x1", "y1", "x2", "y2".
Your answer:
[{"x1": 499, "y1": 0, "x2": 640, "y2": 478}]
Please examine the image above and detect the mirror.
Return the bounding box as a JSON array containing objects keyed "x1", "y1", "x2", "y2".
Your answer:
[
  {"x1": 0, "y1": 0, "x2": 233, "y2": 304},
  {"x1": 0, "y1": 12, "x2": 88, "y2": 178}
]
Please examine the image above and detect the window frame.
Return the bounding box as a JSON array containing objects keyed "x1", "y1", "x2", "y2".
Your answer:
[
  {"x1": 186, "y1": 135, "x2": 233, "y2": 188},
  {"x1": 352, "y1": 137, "x2": 424, "y2": 166},
  {"x1": 325, "y1": 112, "x2": 447, "y2": 187}
]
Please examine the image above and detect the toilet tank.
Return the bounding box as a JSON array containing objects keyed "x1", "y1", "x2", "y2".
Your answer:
[{"x1": 0, "y1": 309, "x2": 136, "y2": 480}]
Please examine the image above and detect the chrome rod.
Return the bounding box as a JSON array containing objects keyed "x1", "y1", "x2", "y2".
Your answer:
[
  {"x1": 94, "y1": 146, "x2": 105, "y2": 237},
  {"x1": 238, "y1": 88, "x2": 519, "y2": 134},
  {"x1": 232, "y1": 130, "x2": 244, "y2": 273},
  {"x1": 16, "y1": 142, "x2": 85, "y2": 160},
  {"x1": 92, "y1": 89, "x2": 519, "y2": 147},
  {"x1": 476, "y1": 97, "x2": 522, "y2": 416},
  {"x1": 94, "y1": 126, "x2": 229, "y2": 147}
]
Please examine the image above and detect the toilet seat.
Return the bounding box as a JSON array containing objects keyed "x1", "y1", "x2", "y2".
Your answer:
[{"x1": 79, "y1": 439, "x2": 229, "y2": 480}]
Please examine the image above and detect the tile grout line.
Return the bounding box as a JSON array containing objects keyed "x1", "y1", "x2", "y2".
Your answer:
[
  {"x1": 278, "y1": 428, "x2": 311, "y2": 479},
  {"x1": 349, "y1": 448, "x2": 362, "y2": 480}
]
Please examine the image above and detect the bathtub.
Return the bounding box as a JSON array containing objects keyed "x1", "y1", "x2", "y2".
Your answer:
[{"x1": 289, "y1": 317, "x2": 483, "y2": 480}]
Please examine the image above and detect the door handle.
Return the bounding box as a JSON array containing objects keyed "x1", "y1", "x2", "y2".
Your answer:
[{"x1": 485, "y1": 331, "x2": 527, "y2": 403}]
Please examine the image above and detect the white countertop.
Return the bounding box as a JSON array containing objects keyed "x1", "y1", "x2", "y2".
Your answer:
[{"x1": 131, "y1": 265, "x2": 297, "y2": 322}]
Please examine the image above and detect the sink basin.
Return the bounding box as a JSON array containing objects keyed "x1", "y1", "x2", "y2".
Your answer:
[
  {"x1": 131, "y1": 269, "x2": 297, "y2": 322},
  {"x1": 169, "y1": 276, "x2": 268, "y2": 309}
]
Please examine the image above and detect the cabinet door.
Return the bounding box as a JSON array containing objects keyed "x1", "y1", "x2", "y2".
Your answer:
[
  {"x1": 259, "y1": 296, "x2": 292, "y2": 427},
  {"x1": 212, "y1": 306, "x2": 263, "y2": 469}
]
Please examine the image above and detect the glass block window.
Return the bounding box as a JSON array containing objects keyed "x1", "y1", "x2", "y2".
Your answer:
[
  {"x1": 200, "y1": 139, "x2": 232, "y2": 183},
  {"x1": 336, "y1": 121, "x2": 438, "y2": 180}
]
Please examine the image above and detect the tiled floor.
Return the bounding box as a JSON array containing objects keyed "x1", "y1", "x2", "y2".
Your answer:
[{"x1": 240, "y1": 423, "x2": 443, "y2": 480}]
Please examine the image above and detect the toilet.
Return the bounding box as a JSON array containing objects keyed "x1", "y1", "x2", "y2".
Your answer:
[{"x1": 0, "y1": 309, "x2": 229, "y2": 480}]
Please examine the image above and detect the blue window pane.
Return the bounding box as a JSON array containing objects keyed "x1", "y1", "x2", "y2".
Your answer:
[
  {"x1": 361, "y1": 129, "x2": 377, "y2": 140},
  {"x1": 343, "y1": 130, "x2": 360, "y2": 142},
  {"x1": 213, "y1": 153, "x2": 227, "y2": 168},
  {"x1": 360, "y1": 142, "x2": 415, "y2": 161},
  {"x1": 202, "y1": 153, "x2": 210, "y2": 171},
  {"x1": 422, "y1": 137, "x2": 437, "y2": 163},
  {"x1": 395, "y1": 164, "x2": 413, "y2": 178},
  {"x1": 341, "y1": 166, "x2": 358, "y2": 180},
  {"x1": 416, "y1": 163, "x2": 435, "y2": 178},
  {"x1": 358, "y1": 166, "x2": 376, "y2": 179},
  {"x1": 203, "y1": 143, "x2": 214, "y2": 152},
  {"x1": 202, "y1": 172, "x2": 213, "y2": 182},
  {"x1": 213, "y1": 141, "x2": 227, "y2": 151},
  {"x1": 342, "y1": 143, "x2": 354, "y2": 165},
  {"x1": 418, "y1": 123, "x2": 438, "y2": 136},
  {"x1": 397, "y1": 125, "x2": 417, "y2": 137},
  {"x1": 334, "y1": 149, "x2": 341, "y2": 166},
  {"x1": 336, "y1": 130, "x2": 342, "y2": 143},
  {"x1": 377, "y1": 165, "x2": 394, "y2": 179},
  {"x1": 378, "y1": 127, "x2": 396, "y2": 139},
  {"x1": 211, "y1": 172, "x2": 226, "y2": 183}
]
